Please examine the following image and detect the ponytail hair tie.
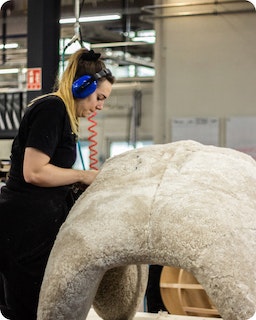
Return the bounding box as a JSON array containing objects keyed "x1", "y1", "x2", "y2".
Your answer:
[{"x1": 81, "y1": 50, "x2": 101, "y2": 61}]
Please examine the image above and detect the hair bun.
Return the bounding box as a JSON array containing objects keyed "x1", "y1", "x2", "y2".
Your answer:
[{"x1": 81, "y1": 50, "x2": 101, "y2": 61}]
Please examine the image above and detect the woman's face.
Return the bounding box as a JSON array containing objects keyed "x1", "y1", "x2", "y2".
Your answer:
[{"x1": 75, "y1": 79, "x2": 112, "y2": 118}]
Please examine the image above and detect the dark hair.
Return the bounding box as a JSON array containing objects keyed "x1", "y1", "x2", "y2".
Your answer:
[
  {"x1": 54, "y1": 48, "x2": 115, "y2": 134},
  {"x1": 74, "y1": 49, "x2": 115, "y2": 85}
]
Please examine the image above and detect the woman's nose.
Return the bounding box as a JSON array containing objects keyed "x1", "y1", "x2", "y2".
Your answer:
[{"x1": 96, "y1": 101, "x2": 104, "y2": 110}]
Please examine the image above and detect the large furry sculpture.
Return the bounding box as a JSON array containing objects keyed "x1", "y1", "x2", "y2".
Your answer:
[{"x1": 37, "y1": 140, "x2": 256, "y2": 320}]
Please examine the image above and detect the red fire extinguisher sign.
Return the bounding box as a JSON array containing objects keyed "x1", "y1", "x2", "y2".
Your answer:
[{"x1": 27, "y1": 68, "x2": 42, "y2": 91}]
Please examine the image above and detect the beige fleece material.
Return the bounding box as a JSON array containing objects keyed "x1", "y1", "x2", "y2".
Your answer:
[{"x1": 37, "y1": 140, "x2": 256, "y2": 320}]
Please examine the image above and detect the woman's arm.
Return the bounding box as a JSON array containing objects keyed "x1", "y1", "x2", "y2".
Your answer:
[{"x1": 23, "y1": 147, "x2": 98, "y2": 187}]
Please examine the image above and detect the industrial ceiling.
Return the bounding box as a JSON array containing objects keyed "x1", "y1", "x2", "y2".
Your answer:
[
  {"x1": 1, "y1": 0, "x2": 255, "y2": 88},
  {"x1": 0, "y1": 0, "x2": 155, "y2": 82}
]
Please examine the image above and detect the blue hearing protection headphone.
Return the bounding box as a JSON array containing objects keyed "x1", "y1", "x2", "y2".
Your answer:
[{"x1": 72, "y1": 68, "x2": 112, "y2": 99}]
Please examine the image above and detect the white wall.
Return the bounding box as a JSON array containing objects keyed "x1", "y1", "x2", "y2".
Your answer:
[{"x1": 153, "y1": 0, "x2": 256, "y2": 145}]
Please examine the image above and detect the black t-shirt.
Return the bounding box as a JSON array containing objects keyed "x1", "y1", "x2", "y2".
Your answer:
[{"x1": 6, "y1": 95, "x2": 77, "y2": 192}]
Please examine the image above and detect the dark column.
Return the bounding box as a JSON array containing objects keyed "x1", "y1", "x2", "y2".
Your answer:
[{"x1": 27, "y1": 0, "x2": 60, "y2": 102}]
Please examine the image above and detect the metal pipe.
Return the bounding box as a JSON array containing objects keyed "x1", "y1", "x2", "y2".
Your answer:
[
  {"x1": 140, "y1": 7, "x2": 255, "y2": 21},
  {"x1": 141, "y1": 0, "x2": 253, "y2": 13},
  {"x1": 74, "y1": 0, "x2": 80, "y2": 40},
  {"x1": 2, "y1": 7, "x2": 7, "y2": 64},
  {"x1": 141, "y1": 0, "x2": 255, "y2": 20},
  {"x1": 91, "y1": 41, "x2": 151, "y2": 48},
  {"x1": 74, "y1": 0, "x2": 79, "y2": 22}
]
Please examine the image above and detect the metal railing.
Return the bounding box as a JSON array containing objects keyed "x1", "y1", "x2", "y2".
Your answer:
[{"x1": 0, "y1": 91, "x2": 26, "y2": 139}]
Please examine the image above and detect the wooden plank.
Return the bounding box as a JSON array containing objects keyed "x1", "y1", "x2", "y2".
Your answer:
[{"x1": 161, "y1": 283, "x2": 204, "y2": 290}]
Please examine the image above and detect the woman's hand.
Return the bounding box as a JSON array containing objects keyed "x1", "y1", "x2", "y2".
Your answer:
[{"x1": 79, "y1": 169, "x2": 99, "y2": 186}]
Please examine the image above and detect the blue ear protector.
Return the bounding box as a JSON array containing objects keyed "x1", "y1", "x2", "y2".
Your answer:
[
  {"x1": 72, "y1": 68, "x2": 112, "y2": 99},
  {"x1": 72, "y1": 75, "x2": 96, "y2": 99}
]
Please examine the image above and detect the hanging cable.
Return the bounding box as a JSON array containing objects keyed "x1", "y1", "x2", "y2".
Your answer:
[
  {"x1": 77, "y1": 0, "x2": 99, "y2": 170},
  {"x1": 78, "y1": 0, "x2": 85, "y2": 47},
  {"x1": 77, "y1": 140, "x2": 86, "y2": 170},
  {"x1": 60, "y1": 0, "x2": 99, "y2": 171},
  {"x1": 60, "y1": 0, "x2": 88, "y2": 169},
  {"x1": 88, "y1": 112, "x2": 98, "y2": 170},
  {"x1": 61, "y1": 0, "x2": 85, "y2": 71}
]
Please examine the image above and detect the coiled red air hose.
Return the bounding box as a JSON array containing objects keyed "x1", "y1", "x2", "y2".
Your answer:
[{"x1": 88, "y1": 112, "x2": 98, "y2": 170}]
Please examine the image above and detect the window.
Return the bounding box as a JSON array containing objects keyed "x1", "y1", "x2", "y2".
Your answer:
[
  {"x1": 73, "y1": 141, "x2": 89, "y2": 170},
  {"x1": 110, "y1": 140, "x2": 153, "y2": 157}
]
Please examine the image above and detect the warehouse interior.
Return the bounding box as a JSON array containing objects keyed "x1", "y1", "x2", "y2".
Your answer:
[
  {"x1": 0, "y1": 0, "x2": 158, "y2": 169},
  {"x1": 0, "y1": 0, "x2": 256, "y2": 318},
  {"x1": 0, "y1": 0, "x2": 155, "y2": 85},
  {"x1": 1, "y1": 0, "x2": 256, "y2": 169}
]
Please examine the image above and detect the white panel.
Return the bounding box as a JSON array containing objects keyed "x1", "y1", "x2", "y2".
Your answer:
[
  {"x1": 226, "y1": 116, "x2": 256, "y2": 159},
  {"x1": 171, "y1": 117, "x2": 219, "y2": 146}
]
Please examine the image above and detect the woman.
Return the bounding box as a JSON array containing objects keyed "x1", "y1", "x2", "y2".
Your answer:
[{"x1": 0, "y1": 48, "x2": 115, "y2": 319}]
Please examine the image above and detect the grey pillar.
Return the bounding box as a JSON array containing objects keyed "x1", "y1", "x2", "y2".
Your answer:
[{"x1": 27, "y1": 0, "x2": 60, "y2": 102}]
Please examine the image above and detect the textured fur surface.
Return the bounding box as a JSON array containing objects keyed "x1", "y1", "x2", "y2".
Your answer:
[{"x1": 38, "y1": 140, "x2": 256, "y2": 320}]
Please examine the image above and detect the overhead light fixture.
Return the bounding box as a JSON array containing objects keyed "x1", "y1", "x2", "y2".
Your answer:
[
  {"x1": 131, "y1": 30, "x2": 155, "y2": 44},
  {"x1": 0, "y1": 68, "x2": 19, "y2": 74},
  {"x1": 0, "y1": 68, "x2": 27, "y2": 74},
  {"x1": 60, "y1": 14, "x2": 121, "y2": 24},
  {"x1": 0, "y1": 43, "x2": 18, "y2": 49},
  {"x1": 132, "y1": 36, "x2": 155, "y2": 44},
  {"x1": 137, "y1": 30, "x2": 155, "y2": 37}
]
